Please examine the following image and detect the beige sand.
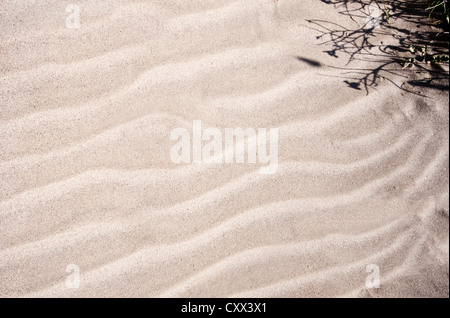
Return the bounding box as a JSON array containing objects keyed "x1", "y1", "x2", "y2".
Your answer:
[{"x1": 0, "y1": 0, "x2": 448, "y2": 297}]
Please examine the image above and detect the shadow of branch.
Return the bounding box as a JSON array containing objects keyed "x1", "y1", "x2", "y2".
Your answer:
[{"x1": 309, "y1": 0, "x2": 449, "y2": 95}]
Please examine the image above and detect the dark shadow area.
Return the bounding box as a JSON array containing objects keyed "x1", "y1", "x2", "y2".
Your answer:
[
  {"x1": 308, "y1": 0, "x2": 449, "y2": 95},
  {"x1": 296, "y1": 56, "x2": 323, "y2": 67}
]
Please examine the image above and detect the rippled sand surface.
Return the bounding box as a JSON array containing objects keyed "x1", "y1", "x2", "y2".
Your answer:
[{"x1": 0, "y1": 0, "x2": 448, "y2": 297}]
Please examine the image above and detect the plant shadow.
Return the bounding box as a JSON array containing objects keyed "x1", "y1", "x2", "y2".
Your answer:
[{"x1": 308, "y1": 0, "x2": 449, "y2": 95}]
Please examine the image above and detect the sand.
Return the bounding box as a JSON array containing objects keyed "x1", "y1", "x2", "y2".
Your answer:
[{"x1": 0, "y1": 0, "x2": 448, "y2": 298}]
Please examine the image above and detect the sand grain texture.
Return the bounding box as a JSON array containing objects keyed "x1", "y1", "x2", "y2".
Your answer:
[{"x1": 0, "y1": 0, "x2": 449, "y2": 298}]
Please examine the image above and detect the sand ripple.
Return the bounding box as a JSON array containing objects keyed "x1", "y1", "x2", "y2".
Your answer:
[{"x1": 0, "y1": 0, "x2": 448, "y2": 297}]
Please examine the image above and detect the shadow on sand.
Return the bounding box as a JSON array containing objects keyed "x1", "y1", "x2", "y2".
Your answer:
[{"x1": 307, "y1": 0, "x2": 449, "y2": 95}]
